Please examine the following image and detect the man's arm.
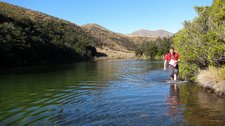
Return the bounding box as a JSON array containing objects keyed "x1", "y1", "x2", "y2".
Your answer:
[{"x1": 164, "y1": 60, "x2": 167, "y2": 70}]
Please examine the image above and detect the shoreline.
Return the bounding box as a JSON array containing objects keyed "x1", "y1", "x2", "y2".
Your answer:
[{"x1": 94, "y1": 56, "x2": 136, "y2": 61}]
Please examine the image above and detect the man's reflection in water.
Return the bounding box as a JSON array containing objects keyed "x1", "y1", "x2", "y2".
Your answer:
[{"x1": 166, "y1": 83, "x2": 180, "y2": 117}]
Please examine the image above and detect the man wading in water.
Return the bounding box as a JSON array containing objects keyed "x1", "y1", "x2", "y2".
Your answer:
[{"x1": 164, "y1": 47, "x2": 180, "y2": 81}]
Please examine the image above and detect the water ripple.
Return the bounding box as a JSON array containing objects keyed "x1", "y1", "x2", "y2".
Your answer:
[{"x1": 1, "y1": 60, "x2": 225, "y2": 125}]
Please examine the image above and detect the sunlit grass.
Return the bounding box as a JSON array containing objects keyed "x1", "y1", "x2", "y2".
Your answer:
[{"x1": 197, "y1": 66, "x2": 225, "y2": 95}]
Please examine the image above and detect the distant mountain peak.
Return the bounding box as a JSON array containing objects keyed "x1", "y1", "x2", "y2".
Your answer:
[{"x1": 128, "y1": 29, "x2": 173, "y2": 38}]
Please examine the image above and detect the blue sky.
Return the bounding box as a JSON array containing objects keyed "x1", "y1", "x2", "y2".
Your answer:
[{"x1": 1, "y1": 0, "x2": 212, "y2": 34}]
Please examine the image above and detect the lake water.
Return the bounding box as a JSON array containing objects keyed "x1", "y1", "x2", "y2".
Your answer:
[{"x1": 0, "y1": 59, "x2": 225, "y2": 126}]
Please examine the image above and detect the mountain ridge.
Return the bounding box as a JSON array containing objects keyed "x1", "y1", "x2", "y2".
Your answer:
[{"x1": 127, "y1": 29, "x2": 173, "y2": 38}]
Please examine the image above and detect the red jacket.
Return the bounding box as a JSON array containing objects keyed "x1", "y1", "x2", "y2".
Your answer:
[{"x1": 164, "y1": 52, "x2": 179, "y2": 61}]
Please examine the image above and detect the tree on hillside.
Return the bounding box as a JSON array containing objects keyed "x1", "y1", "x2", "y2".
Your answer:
[
  {"x1": 156, "y1": 37, "x2": 173, "y2": 56},
  {"x1": 134, "y1": 37, "x2": 173, "y2": 59},
  {"x1": 144, "y1": 41, "x2": 158, "y2": 59}
]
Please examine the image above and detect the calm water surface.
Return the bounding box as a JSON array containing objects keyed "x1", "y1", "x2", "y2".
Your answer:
[{"x1": 0, "y1": 59, "x2": 225, "y2": 126}]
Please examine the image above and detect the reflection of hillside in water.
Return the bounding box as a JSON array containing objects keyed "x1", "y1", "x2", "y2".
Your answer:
[
  {"x1": 0, "y1": 59, "x2": 163, "y2": 125},
  {"x1": 0, "y1": 60, "x2": 120, "y2": 125},
  {"x1": 0, "y1": 61, "x2": 118, "y2": 94}
]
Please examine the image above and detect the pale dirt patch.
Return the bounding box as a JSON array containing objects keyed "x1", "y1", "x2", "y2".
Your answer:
[{"x1": 95, "y1": 47, "x2": 135, "y2": 60}]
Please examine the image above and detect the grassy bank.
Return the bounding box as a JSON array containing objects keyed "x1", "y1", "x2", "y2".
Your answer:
[{"x1": 197, "y1": 67, "x2": 225, "y2": 96}]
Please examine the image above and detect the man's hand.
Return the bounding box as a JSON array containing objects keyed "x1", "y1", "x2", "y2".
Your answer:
[{"x1": 164, "y1": 66, "x2": 167, "y2": 70}]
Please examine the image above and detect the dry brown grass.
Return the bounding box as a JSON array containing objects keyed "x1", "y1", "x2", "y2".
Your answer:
[{"x1": 197, "y1": 66, "x2": 225, "y2": 95}]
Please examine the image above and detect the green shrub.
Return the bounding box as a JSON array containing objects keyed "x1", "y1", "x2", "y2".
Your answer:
[{"x1": 173, "y1": 0, "x2": 225, "y2": 80}]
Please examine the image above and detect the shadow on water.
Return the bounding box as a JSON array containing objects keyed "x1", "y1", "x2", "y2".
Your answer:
[{"x1": 0, "y1": 59, "x2": 225, "y2": 125}]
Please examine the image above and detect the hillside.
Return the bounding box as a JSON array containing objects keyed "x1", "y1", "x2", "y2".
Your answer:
[
  {"x1": 0, "y1": 2, "x2": 99, "y2": 67},
  {"x1": 82, "y1": 24, "x2": 158, "y2": 58},
  {"x1": 0, "y1": 2, "x2": 171, "y2": 65},
  {"x1": 128, "y1": 29, "x2": 173, "y2": 38},
  {"x1": 82, "y1": 23, "x2": 136, "y2": 52}
]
